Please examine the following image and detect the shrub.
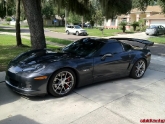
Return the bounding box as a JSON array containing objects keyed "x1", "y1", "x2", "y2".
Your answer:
[
  {"x1": 131, "y1": 21, "x2": 139, "y2": 31},
  {"x1": 6, "y1": 17, "x2": 12, "y2": 22},
  {"x1": 119, "y1": 21, "x2": 127, "y2": 33}
]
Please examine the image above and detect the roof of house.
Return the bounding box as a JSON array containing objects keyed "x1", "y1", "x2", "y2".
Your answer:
[
  {"x1": 144, "y1": 14, "x2": 165, "y2": 19},
  {"x1": 131, "y1": 5, "x2": 162, "y2": 13}
]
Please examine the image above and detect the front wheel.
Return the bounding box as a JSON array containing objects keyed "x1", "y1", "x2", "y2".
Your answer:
[
  {"x1": 48, "y1": 69, "x2": 76, "y2": 97},
  {"x1": 130, "y1": 59, "x2": 146, "y2": 79},
  {"x1": 76, "y1": 31, "x2": 79, "y2": 36},
  {"x1": 66, "y1": 30, "x2": 70, "y2": 35}
]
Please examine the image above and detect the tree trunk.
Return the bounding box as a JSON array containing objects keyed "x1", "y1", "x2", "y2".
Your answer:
[
  {"x1": 82, "y1": 16, "x2": 84, "y2": 28},
  {"x1": 22, "y1": 0, "x2": 46, "y2": 49},
  {"x1": 16, "y1": 0, "x2": 22, "y2": 46}
]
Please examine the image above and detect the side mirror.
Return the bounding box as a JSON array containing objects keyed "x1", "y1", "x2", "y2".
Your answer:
[{"x1": 101, "y1": 53, "x2": 112, "y2": 60}]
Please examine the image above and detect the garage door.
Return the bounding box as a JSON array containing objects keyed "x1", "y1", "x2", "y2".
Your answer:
[{"x1": 150, "y1": 20, "x2": 165, "y2": 27}]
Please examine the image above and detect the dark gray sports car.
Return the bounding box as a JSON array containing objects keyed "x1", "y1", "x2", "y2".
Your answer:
[{"x1": 5, "y1": 37, "x2": 154, "y2": 97}]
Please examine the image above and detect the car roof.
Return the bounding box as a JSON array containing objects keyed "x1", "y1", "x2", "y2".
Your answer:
[{"x1": 84, "y1": 37, "x2": 118, "y2": 43}]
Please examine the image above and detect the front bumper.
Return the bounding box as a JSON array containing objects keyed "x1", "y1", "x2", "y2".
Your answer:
[
  {"x1": 6, "y1": 80, "x2": 46, "y2": 96},
  {"x1": 79, "y1": 32, "x2": 88, "y2": 36},
  {"x1": 5, "y1": 70, "x2": 49, "y2": 96}
]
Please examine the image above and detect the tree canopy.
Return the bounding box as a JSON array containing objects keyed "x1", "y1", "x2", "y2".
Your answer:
[{"x1": 18, "y1": 0, "x2": 165, "y2": 49}]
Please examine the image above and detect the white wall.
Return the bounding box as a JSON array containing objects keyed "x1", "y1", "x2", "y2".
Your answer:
[{"x1": 150, "y1": 20, "x2": 165, "y2": 27}]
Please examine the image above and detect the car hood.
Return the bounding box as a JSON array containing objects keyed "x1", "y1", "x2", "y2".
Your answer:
[{"x1": 9, "y1": 49, "x2": 74, "y2": 68}]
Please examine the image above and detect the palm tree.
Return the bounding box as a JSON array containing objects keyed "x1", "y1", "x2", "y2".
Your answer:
[
  {"x1": 131, "y1": 21, "x2": 139, "y2": 31},
  {"x1": 119, "y1": 21, "x2": 127, "y2": 33}
]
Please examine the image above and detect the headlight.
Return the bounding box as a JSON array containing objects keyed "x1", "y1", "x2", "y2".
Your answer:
[{"x1": 22, "y1": 64, "x2": 45, "y2": 72}]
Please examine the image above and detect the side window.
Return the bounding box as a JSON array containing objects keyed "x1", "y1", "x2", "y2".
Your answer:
[
  {"x1": 122, "y1": 43, "x2": 133, "y2": 51},
  {"x1": 100, "y1": 42, "x2": 123, "y2": 55}
]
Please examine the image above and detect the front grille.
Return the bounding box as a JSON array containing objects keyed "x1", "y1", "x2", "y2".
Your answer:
[{"x1": 9, "y1": 78, "x2": 19, "y2": 87}]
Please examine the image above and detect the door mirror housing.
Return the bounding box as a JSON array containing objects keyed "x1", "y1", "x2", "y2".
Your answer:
[{"x1": 101, "y1": 53, "x2": 112, "y2": 60}]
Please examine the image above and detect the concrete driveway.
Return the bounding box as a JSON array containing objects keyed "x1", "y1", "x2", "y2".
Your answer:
[{"x1": 0, "y1": 55, "x2": 165, "y2": 124}]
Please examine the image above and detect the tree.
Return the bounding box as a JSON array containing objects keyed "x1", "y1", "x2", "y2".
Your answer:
[
  {"x1": 67, "y1": 12, "x2": 81, "y2": 24},
  {"x1": 131, "y1": 21, "x2": 139, "y2": 31},
  {"x1": 16, "y1": 0, "x2": 22, "y2": 46},
  {"x1": 22, "y1": 0, "x2": 46, "y2": 49},
  {"x1": 99, "y1": 0, "x2": 132, "y2": 19},
  {"x1": 119, "y1": 21, "x2": 127, "y2": 33},
  {"x1": 41, "y1": 1, "x2": 54, "y2": 19},
  {"x1": 21, "y1": 0, "x2": 165, "y2": 49}
]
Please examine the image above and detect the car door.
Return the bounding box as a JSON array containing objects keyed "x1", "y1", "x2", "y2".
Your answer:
[
  {"x1": 93, "y1": 42, "x2": 132, "y2": 83},
  {"x1": 157, "y1": 26, "x2": 163, "y2": 34},
  {"x1": 160, "y1": 26, "x2": 165, "y2": 34},
  {"x1": 69, "y1": 26, "x2": 73, "y2": 33}
]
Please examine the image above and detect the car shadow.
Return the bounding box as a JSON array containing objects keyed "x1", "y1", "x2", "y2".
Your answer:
[{"x1": 0, "y1": 115, "x2": 40, "y2": 124}]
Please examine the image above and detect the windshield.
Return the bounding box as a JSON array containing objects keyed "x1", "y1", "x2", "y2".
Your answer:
[
  {"x1": 62, "y1": 38, "x2": 105, "y2": 57},
  {"x1": 74, "y1": 25, "x2": 82, "y2": 29}
]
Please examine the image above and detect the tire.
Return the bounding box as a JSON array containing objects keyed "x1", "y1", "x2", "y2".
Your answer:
[
  {"x1": 130, "y1": 59, "x2": 146, "y2": 79},
  {"x1": 48, "y1": 69, "x2": 76, "y2": 97},
  {"x1": 66, "y1": 30, "x2": 69, "y2": 35},
  {"x1": 76, "y1": 31, "x2": 79, "y2": 36}
]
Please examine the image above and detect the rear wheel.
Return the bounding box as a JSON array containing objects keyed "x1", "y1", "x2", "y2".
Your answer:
[
  {"x1": 48, "y1": 69, "x2": 76, "y2": 97},
  {"x1": 130, "y1": 59, "x2": 146, "y2": 79}
]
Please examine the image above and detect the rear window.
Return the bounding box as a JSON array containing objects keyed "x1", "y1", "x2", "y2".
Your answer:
[{"x1": 122, "y1": 43, "x2": 133, "y2": 51}]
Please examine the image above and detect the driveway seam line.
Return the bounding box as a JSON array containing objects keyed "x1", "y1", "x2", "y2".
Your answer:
[{"x1": 104, "y1": 107, "x2": 135, "y2": 124}]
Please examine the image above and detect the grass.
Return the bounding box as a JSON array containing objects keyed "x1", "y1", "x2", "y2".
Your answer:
[
  {"x1": 24, "y1": 35, "x2": 72, "y2": 45},
  {"x1": 85, "y1": 28, "x2": 122, "y2": 37},
  {"x1": 46, "y1": 37, "x2": 72, "y2": 45},
  {"x1": 0, "y1": 34, "x2": 60, "y2": 71},
  {"x1": 148, "y1": 35, "x2": 165, "y2": 44},
  {"x1": 46, "y1": 27, "x2": 135, "y2": 37},
  {"x1": 46, "y1": 27, "x2": 65, "y2": 33}
]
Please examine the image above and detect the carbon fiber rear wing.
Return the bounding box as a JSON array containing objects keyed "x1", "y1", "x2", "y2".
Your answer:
[{"x1": 110, "y1": 38, "x2": 154, "y2": 49}]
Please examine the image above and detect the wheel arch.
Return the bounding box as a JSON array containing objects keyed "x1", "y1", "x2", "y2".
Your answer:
[
  {"x1": 46, "y1": 67, "x2": 80, "y2": 93},
  {"x1": 129, "y1": 57, "x2": 147, "y2": 74}
]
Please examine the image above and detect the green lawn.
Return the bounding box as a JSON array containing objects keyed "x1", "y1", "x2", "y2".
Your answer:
[
  {"x1": 86, "y1": 28, "x2": 122, "y2": 37},
  {"x1": 148, "y1": 35, "x2": 165, "y2": 44},
  {"x1": 46, "y1": 27, "x2": 126, "y2": 37},
  {"x1": 24, "y1": 35, "x2": 72, "y2": 45},
  {"x1": 46, "y1": 37, "x2": 72, "y2": 45},
  {"x1": 46, "y1": 27, "x2": 65, "y2": 33},
  {"x1": 0, "y1": 34, "x2": 60, "y2": 71}
]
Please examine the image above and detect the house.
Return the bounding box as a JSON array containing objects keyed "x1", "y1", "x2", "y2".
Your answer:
[
  {"x1": 43, "y1": 15, "x2": 64, "y2": 26},
  {"x1": 104, "y1": 5, "x2": 164, "y2": 29},
  {"x1": 144, "y1": 14, "x2": 165, "y2": 27}
]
